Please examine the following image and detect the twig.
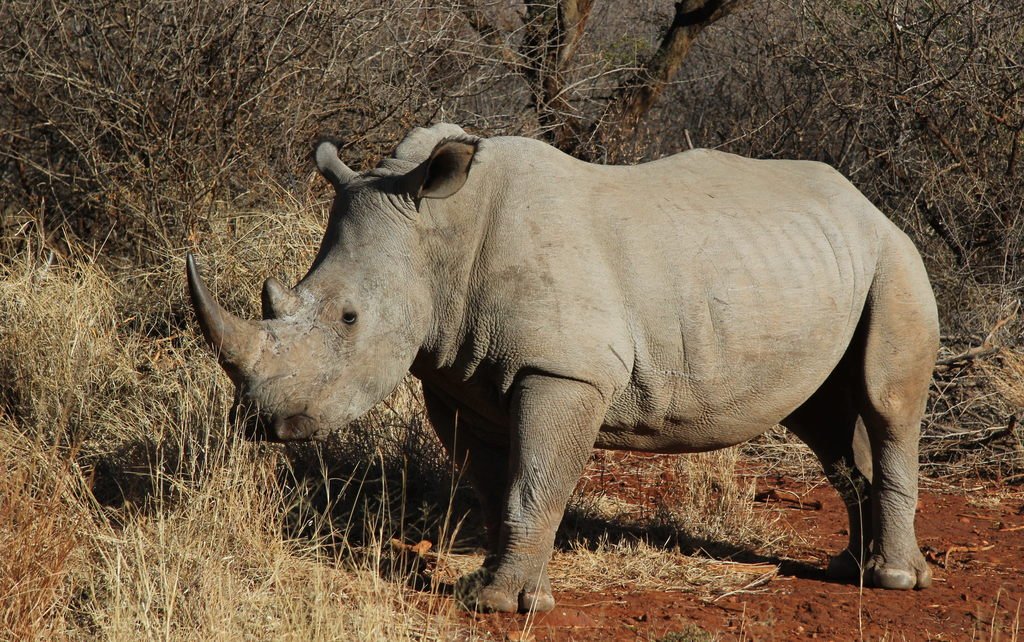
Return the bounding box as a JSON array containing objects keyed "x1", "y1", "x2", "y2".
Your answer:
[
  {"x1": 984, "y1": 300, "x2": 1020, "y2": 346},
  {"x1": 710, "y1": 570, "x2": 777, "y2": 602},
  {"x1": 944, "y1": 543, "x2": 995, "y2": 568},
  {"x1": 935, "y1": 300, "x2": 1019, "y2": 371}
]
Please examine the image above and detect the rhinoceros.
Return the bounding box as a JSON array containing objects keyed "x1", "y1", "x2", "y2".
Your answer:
[{"x1": 186, "y1": 123, "x2": 937, "y2": 612}]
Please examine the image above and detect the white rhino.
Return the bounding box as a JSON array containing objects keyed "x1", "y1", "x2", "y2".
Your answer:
[{"x1": 187, "y1": 123, "x2": 938, "y2": 612}]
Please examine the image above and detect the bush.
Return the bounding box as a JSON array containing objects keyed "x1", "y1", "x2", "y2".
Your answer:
[
  {"x1": 657, "y1": 0, "x2": 1024, "y2": 333},
  {"x1": 0, "y1": 0, "x2": 508, "y2": 262}
]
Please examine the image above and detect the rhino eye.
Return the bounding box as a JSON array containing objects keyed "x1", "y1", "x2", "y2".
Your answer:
[{"x1": 342, "y1": 310, "x2": 358, "y2": 325}]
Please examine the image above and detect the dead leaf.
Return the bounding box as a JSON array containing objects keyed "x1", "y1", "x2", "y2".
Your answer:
[{"x1": 411, "y1": 539, "x2": 433, "y2": 555}]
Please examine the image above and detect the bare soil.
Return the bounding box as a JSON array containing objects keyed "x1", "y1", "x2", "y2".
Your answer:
[{"x1": 460, "y1": 459, "x2": 1024, "y2": 641}]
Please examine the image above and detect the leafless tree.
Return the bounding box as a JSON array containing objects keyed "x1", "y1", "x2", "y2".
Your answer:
[{"x1": 461, "y1": 0, "x2": 751, "y2": 159}]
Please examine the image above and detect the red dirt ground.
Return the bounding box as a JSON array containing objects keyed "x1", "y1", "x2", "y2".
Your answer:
[{"x1": 459, "y1": 460, "x2": 1024, "y2": 641}]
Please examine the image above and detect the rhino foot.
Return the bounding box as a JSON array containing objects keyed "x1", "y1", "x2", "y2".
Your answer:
[
  {"x1": 454, "y1": 567, "x2": 556, "y2": 613},
  {"x1": 518, "y1": 582, "x2": 555, "y2": 613},
  {"x1": 473, "y1": 585, "x2": 519, "y2": 612},
  {"x1": 866, "y1": 553, "x2": 932, "y2": 590},
  {"x1": 825, "y1": 549, "x2": 865, "y2": 582},
  {"x1": 454, "y1": 567, "x2": 516, "y2": 612}
]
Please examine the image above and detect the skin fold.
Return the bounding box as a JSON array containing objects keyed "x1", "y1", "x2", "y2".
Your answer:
[{"x1": 188, "y1": 123, "x2": 939, "y2": 613}]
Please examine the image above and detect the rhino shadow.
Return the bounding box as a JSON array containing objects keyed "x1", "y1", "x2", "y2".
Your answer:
[
  {"x1": 87, "y1": 419, "x2": 824, "y2": 586},
  {"x1": 88, "y1": 433, "x2": 221, "y2": 514},
  {"x1": 274, "y1": 413, "x2": 484, "y2": 556},
  {"x1": 273, "y1": 425, "x2": 829, "y2": 588},
  {"x1": 557, "y1": 507, "x2": 829, "y2": 584}
]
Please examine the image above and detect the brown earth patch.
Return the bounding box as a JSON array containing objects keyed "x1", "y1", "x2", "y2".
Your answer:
[{"x1": 455, "y1": 460, "x2": 1023, "y2": 641}]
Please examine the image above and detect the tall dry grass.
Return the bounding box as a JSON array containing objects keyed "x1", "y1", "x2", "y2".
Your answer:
[
  {"x1": 0, "y1": 431, "x2": 89, "y2": 640},
  {"x1": 0, "y1": 200, "x2": 474, "y2": 639}
]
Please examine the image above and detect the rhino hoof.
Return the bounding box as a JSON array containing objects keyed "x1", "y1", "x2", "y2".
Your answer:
[
  {"x1": 871, "y1": 567, "x2": 915, "y2": 589},
  {"x1": 473, "y1": 586, "x2": 519, "y2": 612},
  {"x1": 454, "y1": 569, "x2": 518, "y2": 612},
  {"x1": 867, "y1": 554, "x2": 933, "y2": 590},
  {"x1": 519, "y1": 588, "x2": 555, "y2": 613}
]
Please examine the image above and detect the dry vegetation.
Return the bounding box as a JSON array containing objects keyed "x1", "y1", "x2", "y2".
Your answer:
[{"x1": 1, "y1": 0, "x2": 1022, "y2": 639}]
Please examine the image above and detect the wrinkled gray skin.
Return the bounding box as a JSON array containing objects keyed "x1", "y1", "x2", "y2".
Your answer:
[{"x1": 187, "y1": 123, "x2": 938, "y2": 613}]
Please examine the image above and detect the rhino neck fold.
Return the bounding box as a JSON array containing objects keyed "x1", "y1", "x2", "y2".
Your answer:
[{"x1": 414, "y1": 182, "x2": 496, "y2": 374}]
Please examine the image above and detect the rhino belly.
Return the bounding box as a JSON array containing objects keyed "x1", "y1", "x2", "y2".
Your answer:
[
  {"x1": 597, "y1": 321, "x2": 854, "y2": 454},
  {"x1": 597, "y1": 255, "x2": 870, "y2": 453}
]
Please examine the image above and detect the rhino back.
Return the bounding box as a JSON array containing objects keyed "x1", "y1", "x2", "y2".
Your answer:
[{"x1": 436, "y1": 139, "x2": 897, "y2": 452}]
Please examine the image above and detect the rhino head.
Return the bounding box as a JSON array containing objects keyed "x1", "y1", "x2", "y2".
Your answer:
[{"x1": 187, "y1": 125, "x2": 478, "y2": 440}]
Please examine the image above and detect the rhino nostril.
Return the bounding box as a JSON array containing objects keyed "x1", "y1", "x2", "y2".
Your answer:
[{"x1": 273, "y1": 413, "x2": 317, "y2": 441}]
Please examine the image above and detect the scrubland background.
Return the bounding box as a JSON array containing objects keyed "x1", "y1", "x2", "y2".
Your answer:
[{"x1": 1, "y1": 1, "x2": 1022, "y2": 639}]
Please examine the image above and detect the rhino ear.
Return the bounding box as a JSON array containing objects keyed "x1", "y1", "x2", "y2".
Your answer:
[
  {"x1": 314, "y1": 138, "x2": 357, "y2": 190},
  {"x1": 409, "y1": 138, "x2": 477, "y2": 200}
]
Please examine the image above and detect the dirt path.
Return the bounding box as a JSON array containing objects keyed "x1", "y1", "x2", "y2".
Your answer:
[{"x1": 462, "y1": 479, "x2": 1024, "y2": 641}]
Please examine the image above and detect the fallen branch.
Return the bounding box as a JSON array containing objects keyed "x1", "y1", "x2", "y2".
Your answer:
[
  {"x1": 753, "y1": 488, "x2": 822, "y2": 510},
  {"x1": 935, "y1": 345, "x2": 1000, "y2": 369},
  {"x1": 943, "y1": 543, "x2": 995, "y2": 568},
  {"x1": 711, "y1": 568, "x2": 778, "y2": 601},
  {"x1": 934, "y1": 300, "x2": 1018, "y2": 371}
]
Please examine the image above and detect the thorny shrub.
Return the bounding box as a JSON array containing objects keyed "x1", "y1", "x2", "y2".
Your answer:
[
  {"x1": 0, "y1": 0, "x2": 516, "y2": 262},
  {"x1": 657, "y1": 0, "x2": 1024, "y2": 333}
]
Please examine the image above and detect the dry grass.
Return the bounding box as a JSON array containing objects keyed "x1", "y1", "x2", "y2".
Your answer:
[
  {"x1": 0, "y1": 430, "x2": 90, "y2": 640},
  {"x1": 549, "y1": 449, "x2": 789, "y2": 599},
  {"x1": 924, "y1": 346, "x2": 1024, "y2": 482},
  {"x1": 0, "y1": 200, "x2": 471, "y2": 639}
]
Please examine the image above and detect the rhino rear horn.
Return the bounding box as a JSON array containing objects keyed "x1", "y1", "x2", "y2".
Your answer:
[
  {"x1": 261, "y1": 276, "x2": 300, "y2": 319},
  {"x1": 314, "y1": 139, "x2": 357, "y2": 190},
  {"x1": 186, "y1": 253, "x2": 261, "y2": 376}
]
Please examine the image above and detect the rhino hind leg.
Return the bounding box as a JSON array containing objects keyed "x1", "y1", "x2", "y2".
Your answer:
[
  {"x1": 857, "y1": 400, "x2": 933, "y2": 591},
  {"x1": 855, "y1": 240, "x2": 938, "y2": 590},
  {"x1": 856, "y1": 391, "x2": 934, "y2": 589},
  {"x1": 783, "y1": 376, "x2": 874, "y2": 582}
]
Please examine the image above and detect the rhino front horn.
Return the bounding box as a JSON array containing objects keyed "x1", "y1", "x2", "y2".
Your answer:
[{"x1": 186, "y1": 253, "x2": 260, "y2": 375}]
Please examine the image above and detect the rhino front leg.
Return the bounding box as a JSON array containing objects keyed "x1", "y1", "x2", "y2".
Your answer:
[
  {"x1": 473, "y1": 374, "x2": 605, "y2": 613},
  {"x1": 422, "y1": 387, "x2": 507, "y2": 564}
]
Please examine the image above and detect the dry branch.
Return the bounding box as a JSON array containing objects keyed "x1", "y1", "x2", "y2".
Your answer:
[
  {"x1": 513, "y1": 0, "x2": 595, "y2": 149},
  {"x1": 934, "y1": 346, "x2": 1001, "y2": 370},
  {"x1": 934, "y1": 301, "x2": 1019, "y2": 371},
  {"x1": 460, "y1": 3, "x2": 523, "y2": 72},
  {"x1": 595, "y1": 0, "x2": 751, "y2": 152}
]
